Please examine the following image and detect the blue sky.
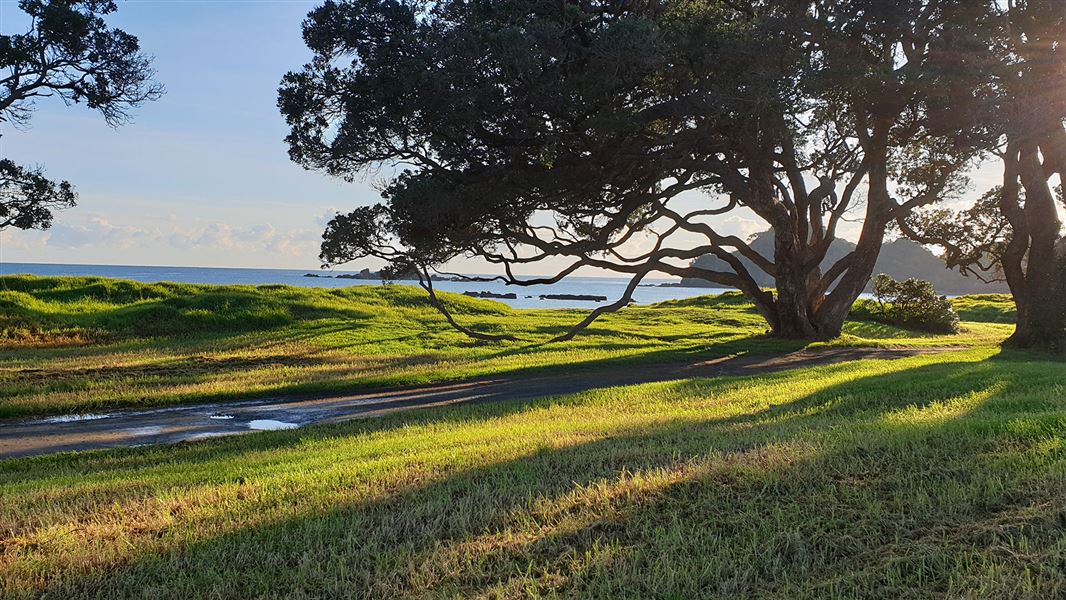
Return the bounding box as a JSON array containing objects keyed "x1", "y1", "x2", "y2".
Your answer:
[
  {"x1": 0, "y1": 1, "x2": 1006, "y2": 272},
  {"x1": 0, "y1": 0, "x2": 379, "y2": 269}
]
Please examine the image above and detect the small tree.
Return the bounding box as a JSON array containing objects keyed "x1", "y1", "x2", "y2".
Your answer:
[
  {"x1": 283, "y1": 0, "x2": 994, "y2": 342},
  {"x1": 0, "y1": 0, "x2": 163, "y2": 231}
]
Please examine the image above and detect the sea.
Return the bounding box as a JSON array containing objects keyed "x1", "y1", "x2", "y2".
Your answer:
[{"x1": 0, "y1": 262, "x2": 733, "y2": 310}]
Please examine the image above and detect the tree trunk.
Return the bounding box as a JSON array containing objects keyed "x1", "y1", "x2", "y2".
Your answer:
[
  {"x1": 807, "y1": 128, "x2": 895, "y2": 340},
  {"x1": 770, "y1": 231, "x2": 822, "y2": 339},
  {"x1": 769, "y1": 294, "x2": 821, "y2": 339},
  {"x1": 1005, "y1": 146, "x2": 1066, "y2": 349},
  {"x1": 1011, "y1": 282, "x2": 1065, "y2": 349}
]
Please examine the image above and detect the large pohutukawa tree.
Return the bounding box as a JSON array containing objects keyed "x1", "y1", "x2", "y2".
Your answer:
[
  {"x1": 281, "y1": 0, "x2": 993, "y2": 341},
  {"x1": 902, "y1": 0, "x2": 1066, "y2": 349}
]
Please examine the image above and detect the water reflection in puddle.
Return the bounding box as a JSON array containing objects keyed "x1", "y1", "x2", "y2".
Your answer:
[
  {"x1": 126, "y1": 426, "x2": 163, "y2": 437},
  {"x1": 247, "y1": 419, "x2": 299, "y2": 431},
  {"x1": 41, "y1": 414, "x2": 110, "y2": 424}
]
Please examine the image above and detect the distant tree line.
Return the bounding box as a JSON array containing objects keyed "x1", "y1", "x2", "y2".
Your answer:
[{"x1": 280, "y1": 0, "x2": 1063, "y2": 348}]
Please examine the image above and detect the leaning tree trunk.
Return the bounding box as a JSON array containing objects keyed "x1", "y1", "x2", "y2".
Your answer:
[{"x1": 1006, "y1": 145, "x2": 1066, "y2": 349}]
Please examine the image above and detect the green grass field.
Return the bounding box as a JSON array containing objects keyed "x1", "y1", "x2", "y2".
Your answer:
[
  {"x1": 3, "y1": 348, "x2": 1065, "y2": 598},
  {"x1": 0, "y1": 276, "x2": 1014, "y2": 418},
  {"x1": 4, "y1": 276, "x2": 1062, "y2": 599}
]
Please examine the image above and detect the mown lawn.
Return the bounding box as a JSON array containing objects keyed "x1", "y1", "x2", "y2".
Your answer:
[
  {"x1": 2, "y1": 347, "x2": 1065, "y2": 598},
  {"x1": 0, "y1": 276, "x2": 1015, "y2": 418}
]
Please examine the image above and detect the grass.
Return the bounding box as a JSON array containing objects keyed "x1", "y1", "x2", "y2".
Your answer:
[
  {"x1": 0, "y1": 276, "x2": 1016, "y2": 419},
  {"x1": 1, "y1": 276, "x2": 1061, "y2": 598},
  {"x1": 951, "y1": 294, "x2": 1018, "y2": 324},
  {"x1": 2, "y1": 347, "x2": 1065, "y2": 598}
]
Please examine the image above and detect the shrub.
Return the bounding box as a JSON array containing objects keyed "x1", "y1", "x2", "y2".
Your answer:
[{"x1": 856, "y1": 274, "x2": 960, "y2": 334}]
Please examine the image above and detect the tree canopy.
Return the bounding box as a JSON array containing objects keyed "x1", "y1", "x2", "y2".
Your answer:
[
  {"x1": 0, "y1": 159, "x2": 75, "y2": 230},
  {"x1": 901, "y1": 0, "x2": 1066, "y2": 349},
  {"x1": 0, "y1": 0, "x2": 162, "y2": 231},
  {"x1": 281, "y1": 0, "x2": 999, "y2": 341}
]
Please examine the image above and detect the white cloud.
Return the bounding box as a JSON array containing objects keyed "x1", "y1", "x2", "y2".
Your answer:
[
  {"x1": 234, "y1": 224, "x2": 276, "y2": 244},
  {"x1": 0, "y1": 211, "x2": 332, "y2": 267},
  {"x1": 717, "y1": 215, "x2": 764, "y2": 241},
  {"x1": 267, "y1": 228, "x2": 321, "y2": 258},
  {"x1": 47, "y1": 216, "x2": 155, "y2": 250},
  {"x1": 0, "y1": 228, "x2": 47, "y2": 253},
  {"x1": 159, "y1": 221, "x2": 318, "y2": 257}
]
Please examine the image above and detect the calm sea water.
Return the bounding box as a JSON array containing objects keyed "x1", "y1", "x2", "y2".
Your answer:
[{"x1": 0, "y1": 262, "x2": 732, "y2": 310}]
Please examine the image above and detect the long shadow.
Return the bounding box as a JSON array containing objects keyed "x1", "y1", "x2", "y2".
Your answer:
[
  {"x1": 9, "y1": 351, "x2": 1065, "y2": 597},
  {"x1": 0, "y1": 337, "x2": 811, "y2": 473},
  {"x1": 0, "y1": 320, "x2": 804, "y2": 422}
]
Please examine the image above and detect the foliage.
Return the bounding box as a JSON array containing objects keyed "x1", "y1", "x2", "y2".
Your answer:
[
  {"x1": 0, "y1": 0, "x2": 162, "y2": 230},
  {"x1": 900, "y1": 187, "x2": 1010, "y2": 282},
  {"x1": 0, "y1": 276, "x2": 1012, "y2": 418},
  {"x1": 897, "y1": 1, "x2": 1066, "y2": 349},
  {"x1": 280, "y1": 0, "x2": 997, "y2": 340},
  {"x1": 0, "y1": 159, "x2": 75, "y2": 229},
  {"x1": 0, "y1": 0, "x2": 163, "y2": 127},
  {"x1": 3, "y1": 348, "x2": 1066, "y2": 597},
  {"x1": 853, "y1": 274, "x2": 960, "y2": 334}
]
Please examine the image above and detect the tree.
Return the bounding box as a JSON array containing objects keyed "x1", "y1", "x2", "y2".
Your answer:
[
  {"x1": 901, "y1": 0, "x2": 1066, "y2": 349},
  {"x1": 0, "y1": 159, "x2": 75, "y2": 230},
  {"x1": 282, "y1": 0, "x2": 994, "y2": 341},
  {"x1": 0, "y1": 0, "x2": 163, "y2": 230}
]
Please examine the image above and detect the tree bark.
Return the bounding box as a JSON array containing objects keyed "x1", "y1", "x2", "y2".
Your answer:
[
  {"x1": 770, "y1": 229, "x2": 821, "y2": 339},
  {"x1": 1005, "y1": 144, "x2": 1065, "y2": 349},
  {"x1": 807, "y1": 127, "x2": 895, "y2": 340}
]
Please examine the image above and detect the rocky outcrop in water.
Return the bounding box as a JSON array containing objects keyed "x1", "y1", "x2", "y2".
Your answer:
[
  {"x1": 304, "y1": 268, "x2": 463, "y2": 282},
  {"x1": 464, "y1": 291, "x2": 518, "y2": 299},
  {"x1": 539, "y1": 294, "x2": 608, "y2": 302}
]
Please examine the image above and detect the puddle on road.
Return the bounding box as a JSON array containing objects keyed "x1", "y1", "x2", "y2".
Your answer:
[
  {"x1": 41, "y1": 414, "x2": 111, "y2": 424},
  {"x1": 247, "y1": 419, "x2": 299, "y2": 431},
  {"x1": 125, "y1": 426, "x2": 164, "y2": 437}
]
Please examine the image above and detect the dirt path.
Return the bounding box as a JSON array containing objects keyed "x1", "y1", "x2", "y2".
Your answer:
[{"x1": 0, "y1": 347, "x2": 954, "y2": 459}]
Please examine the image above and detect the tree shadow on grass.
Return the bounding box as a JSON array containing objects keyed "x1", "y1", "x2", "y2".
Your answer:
[
  {"x1": 0, "y1": 324, "x2": 807, "y2": 422},
  {"x1": 2, "y1": 351, "x2": 1000, "y2": 484},
  {"x1": 8, "y1": 351, "x2": 1066, "y2": 597}
]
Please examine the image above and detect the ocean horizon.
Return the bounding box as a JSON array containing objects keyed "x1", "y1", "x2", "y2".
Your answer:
[{"x1": 0, "y1": 262, "x2": 730, "y2": 310}]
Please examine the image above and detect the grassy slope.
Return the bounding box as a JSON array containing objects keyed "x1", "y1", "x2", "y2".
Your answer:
[
  {"x1": 0, "y1": 276, "x2": 1015, "y2": 418},
  {"x1": 2, "y1": 348, "x2": 1065, "y2": 598},
  {"x1": 951, "y1": 294, "x2": 1018, "y2": 323}
]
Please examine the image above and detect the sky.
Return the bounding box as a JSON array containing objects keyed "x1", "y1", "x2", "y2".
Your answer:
[
  {"x1": 0, "y1": 0, "x2": 375, "y2": 270},
  {"x1": 0, "y1": 1, "x2": 1008, "y2": 273}
]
